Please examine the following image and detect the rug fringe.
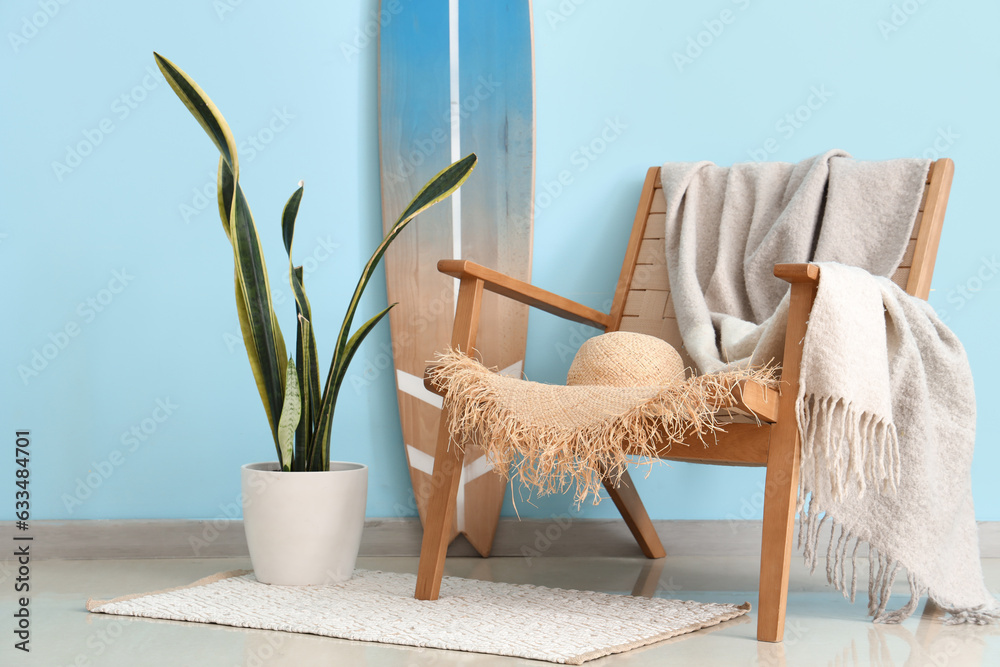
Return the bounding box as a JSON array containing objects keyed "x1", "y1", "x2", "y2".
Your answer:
[{"x1": 87, "y1": 569, "x2": 252, "y2": 612}]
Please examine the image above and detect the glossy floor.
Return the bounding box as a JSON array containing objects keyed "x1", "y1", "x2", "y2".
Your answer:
[{"x1": 9, "y1": 555, "x2": 1000, "y2": 666}]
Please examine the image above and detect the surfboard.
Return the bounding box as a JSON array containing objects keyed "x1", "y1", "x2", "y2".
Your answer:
[{"x1": 378, "y1": 0, "x2": 534, "y2": 555}]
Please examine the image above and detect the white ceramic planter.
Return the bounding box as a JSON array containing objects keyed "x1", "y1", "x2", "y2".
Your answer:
[{"x1": 241, "y1": 461, "x2": 368, "y2": 586}]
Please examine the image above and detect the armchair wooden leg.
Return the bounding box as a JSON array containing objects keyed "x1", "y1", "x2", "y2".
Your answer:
[
  {"x1": 414, "y1": 275, "x2": 485, "y2": 601},
  {"x1": 414, "y1": 411, "x2": 467, "y2": 600},
  {"x1": 757, "y1": 278, "x2": 815, "y2": 642},
  {"x1": 603, "y1": 470, "x2": 666, "y2": 559},
  {"x1": 756, "y1": 425, "x2": 800, "y2": 642}
]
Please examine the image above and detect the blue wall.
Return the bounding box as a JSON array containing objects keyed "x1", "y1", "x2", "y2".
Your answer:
[{"x1": 3, "y1": 1, "x2": 998, "y2": 523}]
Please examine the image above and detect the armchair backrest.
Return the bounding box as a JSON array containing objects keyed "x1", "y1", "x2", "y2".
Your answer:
[{"x1": 606, "y1": 159, "x2": 955, "y2": 373}]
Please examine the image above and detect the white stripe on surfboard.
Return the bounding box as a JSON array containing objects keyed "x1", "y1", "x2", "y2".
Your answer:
[
  {"x1": 406, "y1": 444, "x2": 495, "y2": 533},
  {"x1": 498, "y1": 360, "x2": 524, "y2": 378},
  {"x1": 464, "y1": 455, "x2": 494, "y2": 482},
  {"x1": 456, "y1": 463, "x2": 467, "y2": 531},
  {"x1": 405, "y1": 444, "x2": 435, "y2": 476},
  {"x1": 396, "y1": 360, "x2": 521, "y2": 410},
  {"x1": 396, "y1": 369, "x2": 444, "y2": 409},
  {"x1": 406, "y1": 444, "x2": 494, "y2": 484},
  {"x1": 402, "y1": 358, "x2": 523, "y2": 531},
  {"x1": 448, "y1": 0, "x2": 461, "y2": 306},
  {"x1": 457, "y1": 455, "x2": 495, "y2": 532}
]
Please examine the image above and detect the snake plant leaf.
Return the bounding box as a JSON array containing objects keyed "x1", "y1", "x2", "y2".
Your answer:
[
  {"x1": 294, "y1": 312, "x2": 317, "y2": 472},
  {"x1": 229, "y1": 173, "x2": 288, "y2": 441},
  {"x1": 157, "y1": 52, "x2": 476, "y2": 471},
  {"x1": 392, "y1": 153, "x2": 479, "y2": 233},
  {"x1": 311, "y1": 154, "x2": 476, "y2": 460},
  {"x1": 153, "y1": 53, "x2": 238, "y2": 181},
  {"x1": 158, "y1": 54, "x2": 288, "y2": 442},
  {"x1": 281, "y1": 184, "x2": 321, "y2": 462},
  {"x1": 277, "y1": 359, "x2": 301, "y2": 472},
  {"x1": 281, "y1": 182, "x2": 303, "y2": 257},
  {"x1": 281, "y1": 185, "x2": 316, "y2": 334},
  {"x1": 335, "y1": 153, "x2": 477, "y2": 363},
  {"x1": 312, "y1": 303, "x2": 396, "y2": 470},
  {"x1": 221, "y1": 170, "x2": 284, "y2": 440},
  {"x1": 231, "y1": 268, "x2": 273, "y2": 439},
  {"x1": 216, "y1": 156, "x2": 235, "y2": 240},
  {"x1": 296, "y1": 268, "x2": 321, "y2": 406},
  {"x1": 317, "y1": 153, "x2": 477, "y2": 423},
  {"x1": 330, "y1": 303, "x2": 396, "y2": 411},
  {"x1": 216, "y1": 156, "x2": 291, "y2": 442}
]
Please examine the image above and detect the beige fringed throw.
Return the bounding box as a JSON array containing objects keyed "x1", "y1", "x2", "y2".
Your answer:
[
  {"x1": 660, "y1": 150, "x2": 997, "y2": 623},
  {"x1": 797, "y1": 263, "x2": 997, "y2": 624}
]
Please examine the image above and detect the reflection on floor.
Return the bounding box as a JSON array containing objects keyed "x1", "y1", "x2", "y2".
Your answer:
[{"x1": 9, "y1": 555, "x2": 999, "y2": 666}]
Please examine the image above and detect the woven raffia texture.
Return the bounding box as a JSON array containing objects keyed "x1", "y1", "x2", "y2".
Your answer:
[
  {"x1": 429, "y1": 332, "x2": 775, "y2": 504},
  {"x1": 567, "y1": 331, "x2": 684, "y2": 387},
  {"x1": 87, "y1": 569, "x2": 750, "y2": 665}
]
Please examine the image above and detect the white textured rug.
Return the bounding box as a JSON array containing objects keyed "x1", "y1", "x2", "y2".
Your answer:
[{"x1": 87, "y1": 569, "x2": 749, "y2": 664}]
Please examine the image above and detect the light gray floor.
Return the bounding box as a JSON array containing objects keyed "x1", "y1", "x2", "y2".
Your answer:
[{"x1": 5, "y1": 555, "x2": 1000, "y2": 666}]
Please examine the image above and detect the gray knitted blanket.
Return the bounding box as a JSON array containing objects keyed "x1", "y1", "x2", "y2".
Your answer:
[{"x1": 660, "y1": 150, "x2": 997, "y2": 623}]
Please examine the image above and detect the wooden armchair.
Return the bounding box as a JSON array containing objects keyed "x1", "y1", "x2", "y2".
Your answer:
[{"x1": 413, "y1": 159, "x2": 955, "y2": 642}]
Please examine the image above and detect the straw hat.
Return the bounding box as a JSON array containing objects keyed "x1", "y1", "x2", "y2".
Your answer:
[
  {"x1": 429, "y1": 331, "x2": 771, "y2": 504},
  {"x1": 567, "y1": 331, "x2": 684, "y2": 388}
]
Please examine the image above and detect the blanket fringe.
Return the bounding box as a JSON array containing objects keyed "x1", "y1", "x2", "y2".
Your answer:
[
  {"x1": 797, "y1": 395, "x2": 901, "y2": 503},
  {"x1": 800, "y1": 498, "x2": 997, "y2": 625},
  {"x1": 938, "y1": 604, "x2": 1000, "y2": 626},
  {"x1": 799, "y1": 499, "x2": 923, "y2": 622}
]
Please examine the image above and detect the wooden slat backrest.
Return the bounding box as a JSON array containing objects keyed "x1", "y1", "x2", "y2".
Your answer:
[{"x1": 607, "y1": 159, "x2": 955, "y2": 373}]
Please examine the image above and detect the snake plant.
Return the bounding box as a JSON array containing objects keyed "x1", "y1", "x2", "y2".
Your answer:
[{"x1": 154, "y1": 53, "x2": 476, "y2": 472}]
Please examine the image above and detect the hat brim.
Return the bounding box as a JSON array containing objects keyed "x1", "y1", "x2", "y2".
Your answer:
[{"x1": 427, "y1": 350, "x2": 776, "y2": 504}]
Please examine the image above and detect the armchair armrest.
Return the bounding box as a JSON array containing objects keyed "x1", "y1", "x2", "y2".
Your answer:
[
  {"x1": 437, "y1": 259, "x2": 613, "y2": 329},
  {"x1": 773, "y1": 263, "x2": 820, "y2": 285},
  {"x1": 422, "y1": 260, "x2": 612, "y2": 398},
  {"x1": 771, "y1": 261, "x2": 820, "y2": 395}
]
